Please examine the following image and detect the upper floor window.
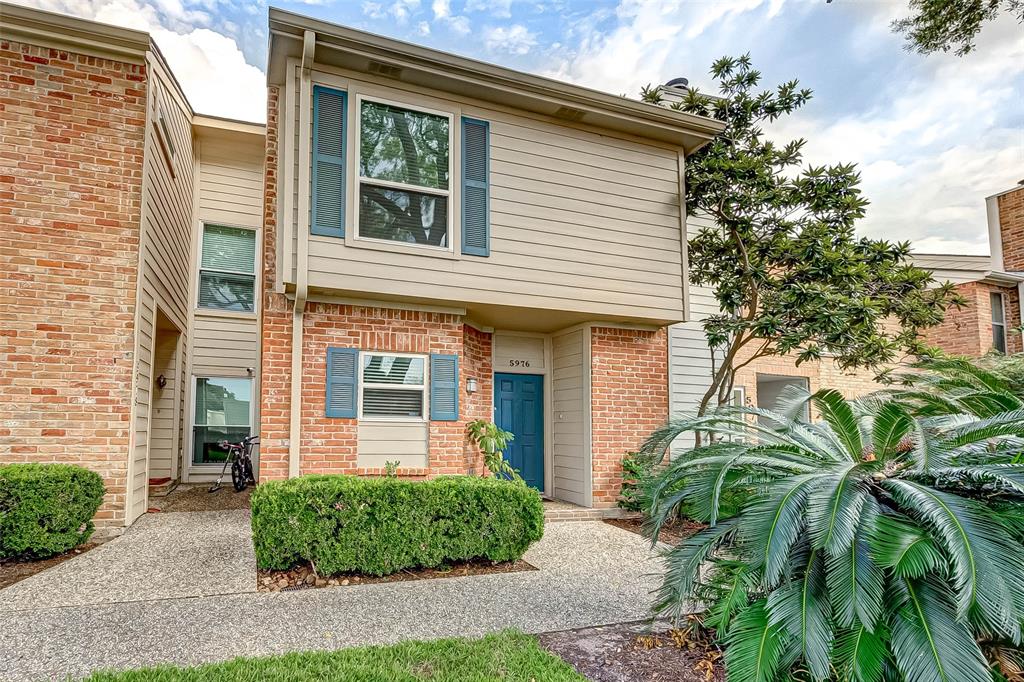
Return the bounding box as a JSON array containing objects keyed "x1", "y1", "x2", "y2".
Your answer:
[
  {"x1": 198, "y1": 224, "x2": 256, "y2": 312},
  {"x1": 356, "y1": 98, "x2": 451, "y2": 249},
  {"x1": 991, "y1": 292, "x2": 1007, "y2": 353}
]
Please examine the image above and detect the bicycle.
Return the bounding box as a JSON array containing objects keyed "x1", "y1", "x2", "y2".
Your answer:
[{"x1": 209, "y1": 435, "x2": 258, "y2": 493}]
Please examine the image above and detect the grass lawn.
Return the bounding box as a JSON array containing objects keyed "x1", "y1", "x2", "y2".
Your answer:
[{"x1": 85, "y1": 631, "x2": 585, "y2": 682}]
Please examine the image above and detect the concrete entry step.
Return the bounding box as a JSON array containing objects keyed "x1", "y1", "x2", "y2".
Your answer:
[{"x1": 543, "y1": 499, "x2": 636, "y2": 523}]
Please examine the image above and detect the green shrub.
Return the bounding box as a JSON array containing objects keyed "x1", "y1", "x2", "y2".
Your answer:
[
  {"x1": 0, "y1": 463, "x2": 105, "y2": 559},
  {"x1": 250, "y1": 475, "x2": 544, "y2": 576}
]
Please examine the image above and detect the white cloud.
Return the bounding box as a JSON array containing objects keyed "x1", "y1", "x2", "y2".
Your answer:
[
  {"x1": 769, "y1": 12, "x2": 1024, "y2": 252},
  {"x1": 467, "y1": 0, "x2": 512, "y2": 19},
  {"x1": 431, "y1": 0, "x2": 449, "y2": 19},
  {"x1": 484, "y1": 24, "x2": 537, "y2": 55},
  {"x1": 11, "y1": 0, "x2": 265, "y2": 122},
  {"x1": 389, "y1": 0, "x2": 421, "y2": 23},
  {"x1": 416, "y1": 20, "x2": 430, "y2": 35},
  {"x1": 446, "y1": 14, "x2": 471, "y2": 34}
]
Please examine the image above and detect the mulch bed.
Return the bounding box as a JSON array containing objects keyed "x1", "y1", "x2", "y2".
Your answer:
[
  {"x1": 258, "y1": 558, "x2": 537, "y2": 592},
  {"x1": 605, "y1": 516, "x2": 706, "y2": 545},
  {"x1": 0, "y1": 542, "x2": 100, "y2": 590},
  {"x1": 539, "y1": 618, "x2": 725, "y2": 682},
  {"x1": 148, "y1": 485, "x2": 252, "y2": 513}
]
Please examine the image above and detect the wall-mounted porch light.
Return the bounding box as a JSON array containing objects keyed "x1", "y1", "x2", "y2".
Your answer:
[{"x1": 466, "y1": 377, "x2": 478, "y2": 394}]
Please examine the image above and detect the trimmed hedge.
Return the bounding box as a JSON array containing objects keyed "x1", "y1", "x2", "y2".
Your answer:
[
  {"x1": 251, "y1": 475, "x2": 545, "y2": 576},
  {"x1": 0, "y1": 463, "x2": 105, "y2": 559}
]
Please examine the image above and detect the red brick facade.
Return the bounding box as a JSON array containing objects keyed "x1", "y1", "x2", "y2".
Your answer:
[
  {"x1": 921, "y1": 280, "x2": 1022, "y2": 357},
  {"x1": 590, "y1": 327, "x2": 668, "y2": 508},
  {"x1": 0, "y1": 39, "x2": 147, "y2": 529},
  {"x1": 998, "y1": 186, "x2": 1024, "y2": 272}
]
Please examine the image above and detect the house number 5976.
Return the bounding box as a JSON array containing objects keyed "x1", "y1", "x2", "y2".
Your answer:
[{"x1": 508, "y1": 359, "x2": 530, "y2": 368}]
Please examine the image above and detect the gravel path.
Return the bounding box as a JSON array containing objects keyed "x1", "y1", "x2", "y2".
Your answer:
[{"x1": 0, "y1": 520, "x2": 663, "y2": 681}]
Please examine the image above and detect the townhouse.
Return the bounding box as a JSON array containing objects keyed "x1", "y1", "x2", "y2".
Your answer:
[{"x1": 0, "y1": 4, "x2": 724, "y2": 531}]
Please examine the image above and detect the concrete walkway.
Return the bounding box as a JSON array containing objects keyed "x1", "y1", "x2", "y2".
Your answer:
[
  {"x1": 0, "y1": 510, "x2": 256, "y2": 610},
  {"x1": 0, "y1": 518, "x2": 663, "y2": 681}
]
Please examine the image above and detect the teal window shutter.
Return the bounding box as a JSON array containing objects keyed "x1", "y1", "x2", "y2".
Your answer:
[
  {"x1": 429, "y1": 354, "x2": 459, "y2": 421},
  {"x1": 325, "y1": 347, "x2": 358, "y2": 418},
  {"x1": 312, "y1": 85, "x2": 347, "y2": 238},
  {"x1": 461, "y1": 117, "x2": 489, "y2": 256}
]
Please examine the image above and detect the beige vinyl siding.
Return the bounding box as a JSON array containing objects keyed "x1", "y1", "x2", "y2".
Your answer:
[
  {"x1": 128, "y1": 291, "x2": 155, "y2": 523},
  {"x1": 191, "y1": 127, "x2": 263, "y2": 374},
  {"x1": 492, "y1": 333, "x2": 545, "y2": 371},
  {"x1": 551, "y1": 329, "x2": 588, "y2": 506},
  {"x1": 191, "y1": 316, "x2": 258, "y2": 375},
  {"x1": 127, "y1": 57, "x2": 195, "y2": 522},
  {"x1": 357, "y1": 422, "x2": 429, "y2": 468},
  {"x1": 669, "y1": 213, "x2": 724, "y2": 450},
  {"x1": 285, "y1": 68, "x2": 686, "y2": 322},
  {"x1": 149, "y1": 330, "x2": 180, "y2": 479}
]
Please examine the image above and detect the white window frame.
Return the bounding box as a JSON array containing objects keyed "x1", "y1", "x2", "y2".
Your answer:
[
  {"x1": 357, "y1": 351, "x2": 429, "y2": 422},
  {"x1": 188, "y1": 375, "x2": 255, "y2": 469},
  {"x1": 352, "y1": 94, "x2": 455, "y2": 253},
  {"x1": 991, "y1": 292, "x2": 1007, "y2": 353},
  {"x1": 196, "y1": 223, "x2": 258, "y2": 314}
]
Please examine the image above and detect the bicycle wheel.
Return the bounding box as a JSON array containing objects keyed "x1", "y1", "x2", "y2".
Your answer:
[
  {"x1": 231, "y1": 459, "x2": 247, "y2": 492},
  {"x1": 243, "y1": 457, "x2": 255, "y2": 484}
]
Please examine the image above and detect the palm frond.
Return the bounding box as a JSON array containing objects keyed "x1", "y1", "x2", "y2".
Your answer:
[
  {"x1": 889, "y1": 577, "x2": 991, "y2": 682},
  {"x1": 724, "y1": 600, "x2": 792, "y2": 682},
  {"x1": 741, "y1": 473, "x2": 826, "y2": 588},
  {"x1": 868, "y1": 513, "x2": 943, "y2": 579},
  {"x1": 827, "y1": 497, "x2": 885, "y2": 631},
  {"x1": 811, "y1": 388, "x2": 863, "y2": 460},
  {"x1": 834, "y1": 623, "x2": 889, "y2": 682},
  {"x1": 653, "y1": 518, "x2": 740, "y2": 622},
  {"x1": 766, "y1": 548, "x2": 833, "y2": 680},
  {"x1": 806, "y1": 462, "x2": 871, "y2": 554},
  {"x1": 871, "y1": 400, "x2": 914, "y2": 459}
]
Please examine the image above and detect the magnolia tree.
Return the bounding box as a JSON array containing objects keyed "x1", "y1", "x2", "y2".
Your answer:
[
  {"x1": 891, "y1": 0, "x2": 1023, "y2": 56},
  {"x1": 642, "y1": 55, "x2": 962, "y2": 417}
]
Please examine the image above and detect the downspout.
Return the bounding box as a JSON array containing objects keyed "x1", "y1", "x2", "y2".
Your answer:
[{"x1": 288, "y1": 29, "x2": 316, "y2": 478}]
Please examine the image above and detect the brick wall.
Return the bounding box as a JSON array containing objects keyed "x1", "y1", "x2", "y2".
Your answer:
[
  {"x1": 998, "y1": 186, "x2": 1024, "y2": 272},
  {"x1": 590, "y1": 326, "x2": 668, "y2": 508},
  {"x1": 921, "y1": 281, "x2": 1022, "y2": 357},
  {"x1": 461, "y1": 324, "x2": 493, "y2": 476},
  {"x1": 258, "y1": 85, "x2": 293, "y2": 481},
  {"x1": 0, "y1": 40, "x2": 146, "y2": 530}
]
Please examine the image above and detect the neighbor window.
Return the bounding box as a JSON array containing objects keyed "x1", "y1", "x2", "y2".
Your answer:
[
  {"x1": 192, "y1": 377, "x2": 251, "y2": 465},
  {"x1": 356, "y1": 98, "x2": 451, "y2": 248},
  {"x1": 991, "y1": 292, "x2": 1007, "y2": 353},
  {"x1": 359, "y1": 353, "x2": 427, "y2": 419},
  {"x1": 198, "y1": 224, "x2": 256, "y2": 312}
]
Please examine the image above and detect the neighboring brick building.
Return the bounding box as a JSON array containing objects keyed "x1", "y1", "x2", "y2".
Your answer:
[
  {"x1": 1, "y1": 5, "x2": 265, "y2": 532},
  {"x1": 671, "y1": 184, "x2": 1024, "y2": 419}
]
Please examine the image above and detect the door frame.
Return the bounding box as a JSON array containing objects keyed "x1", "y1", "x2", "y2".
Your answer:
[{"x1": 490, "y1": 331, "x2": 552, "y2": 498}]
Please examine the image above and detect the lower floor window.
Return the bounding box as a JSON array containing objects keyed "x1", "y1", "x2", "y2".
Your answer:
[
  {"x1": 360, "y1": 353, "x2": 427, "y2": 419},
  {"x1": 192, "y1": 377, "x2": 252, "y2": 465}
]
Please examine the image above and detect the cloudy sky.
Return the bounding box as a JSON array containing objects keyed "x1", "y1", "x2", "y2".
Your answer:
[{"x1": 11, "y1": 0, "x2": 1023, "y2": 254}]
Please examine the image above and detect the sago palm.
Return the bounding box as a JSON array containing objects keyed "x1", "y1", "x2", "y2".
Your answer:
[{"x1": 641, "y1": 387, "x2": 1024, "y2": 682}]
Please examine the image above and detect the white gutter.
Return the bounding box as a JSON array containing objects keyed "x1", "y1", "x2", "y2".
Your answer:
[{"x1": 287, "y1": 29, "x2": 316, "y2": 479}]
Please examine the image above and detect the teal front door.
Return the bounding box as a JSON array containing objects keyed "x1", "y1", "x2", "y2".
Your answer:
[{"x1": 494, "y1": 373, "x2": 544, "y2": 491}]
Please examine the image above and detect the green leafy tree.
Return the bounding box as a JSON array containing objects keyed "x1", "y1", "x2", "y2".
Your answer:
[
  {"x1": 891, "y1": 0, "x2": 1024, "y2": 56},
  {"x1": 642, "y1": 55, "x2": 962, "y2": 417},
  {"x1": 639, "y1": 379, "x2": 1024, "y2": 682}
]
